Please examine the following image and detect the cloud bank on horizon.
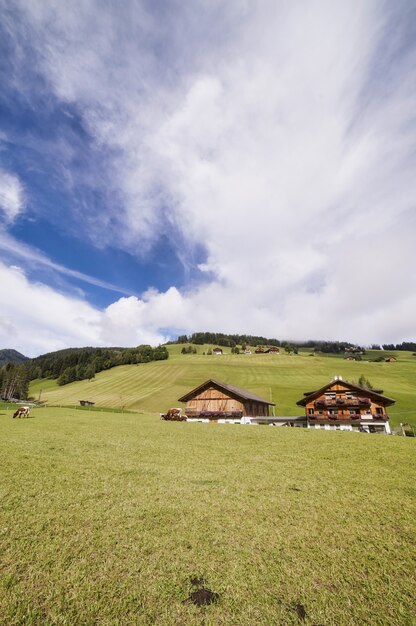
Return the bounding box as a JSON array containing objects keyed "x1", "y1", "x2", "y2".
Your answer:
[{"x1": 0, "y1": 0, "x2": 415, "y2": 356}]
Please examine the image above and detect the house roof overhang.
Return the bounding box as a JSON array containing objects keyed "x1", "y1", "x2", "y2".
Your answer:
[
  {"x1": 297, "y1": 379, "x2": 395, "y2": 407},
  {"x1": 178, "y1": 379, "x2": 275, "y2": 405}
]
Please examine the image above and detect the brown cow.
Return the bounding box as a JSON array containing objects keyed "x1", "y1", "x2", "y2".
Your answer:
[
  {"x1": 161, "y1": 408, "x2": 186, "y2": 421},
  {"x1": 13, "y1": 406, "x2": 30, "y2": 418}
]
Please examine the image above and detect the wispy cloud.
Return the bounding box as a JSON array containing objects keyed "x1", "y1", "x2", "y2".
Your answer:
[
  {"x1": 0, "y1": 169, "x2": 26, "y2": 222},
  {"x1": 0, "y1": 230, "x2": 138, "y2": 297},
  {"x1": 1, "y1": 1, "x2": 415, "y2": 352}
]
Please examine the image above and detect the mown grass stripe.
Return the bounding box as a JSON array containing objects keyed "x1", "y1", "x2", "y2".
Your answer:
[{"x1": 31, "y1": 347, "x2": 416, "y2": 426}]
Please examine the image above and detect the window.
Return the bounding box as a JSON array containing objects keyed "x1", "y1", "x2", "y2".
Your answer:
[
  {"x1": 376, "y1": 407, "x2": 383, "y2": 415},
  {"x1": 307, "y1": 408, "x2": 314, "y2": 415}
]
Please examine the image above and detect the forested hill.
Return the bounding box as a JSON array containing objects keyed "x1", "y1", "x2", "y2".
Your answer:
[
  {"x1": 25, "y1": 345, "x2": 168, "y2": 386},
  {"x1": 0, "y1": 349, "x2": 29, "y2": 367},
  {"x1": 174, "y1": 333, "x2": 416, "y2": 353},
  {"x1": 173, "y1": 332, "x2": 362, "y2": 353}
]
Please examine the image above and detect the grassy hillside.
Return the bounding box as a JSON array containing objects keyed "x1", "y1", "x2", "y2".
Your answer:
[
  {"x1": 29, "y1": 345, "x2": 416, "y2": 427},
  {"x1": 0, "y1": 406, "x2": 414, "y2": 625}
]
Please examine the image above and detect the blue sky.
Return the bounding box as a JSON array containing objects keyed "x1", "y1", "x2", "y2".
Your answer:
[{"x1": 0, "y1": 1, "x2": 415, "y2": 356}]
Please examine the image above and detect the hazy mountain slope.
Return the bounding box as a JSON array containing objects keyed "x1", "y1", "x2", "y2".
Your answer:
[{"x1": 0, "y1": 349, "x2": 29, "y2": 367}]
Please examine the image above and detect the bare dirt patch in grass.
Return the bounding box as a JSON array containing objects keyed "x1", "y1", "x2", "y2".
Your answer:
[{"x1": 188, "y1": 588, "x2": 220, "y2": 607}]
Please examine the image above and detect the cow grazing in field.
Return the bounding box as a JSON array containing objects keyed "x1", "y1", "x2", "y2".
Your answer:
[
  {"x1": 160, "y1": 408, "x2": 186, "y2": 421},
  {"x1": 13, "y1": 406, "x2": 30, "y2": 418}
]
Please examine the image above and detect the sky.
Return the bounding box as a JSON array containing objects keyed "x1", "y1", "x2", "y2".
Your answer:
[{"x1": 0, "y1": 0, "x2": 415, "y2": 357}]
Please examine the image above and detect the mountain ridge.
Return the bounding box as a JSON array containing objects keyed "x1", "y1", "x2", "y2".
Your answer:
[{"x1": 0, "y1": 349, "x2": 29, "y2": 367}]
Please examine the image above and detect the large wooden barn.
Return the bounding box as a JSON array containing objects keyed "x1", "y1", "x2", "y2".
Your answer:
[{"x1": 178, "y1": 379, "x2": 275, "y2": 423}]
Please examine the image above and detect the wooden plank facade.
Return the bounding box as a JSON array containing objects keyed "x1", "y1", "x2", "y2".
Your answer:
[{"x1": 178, "y1": 379, "x2": 274, "y2": 420}]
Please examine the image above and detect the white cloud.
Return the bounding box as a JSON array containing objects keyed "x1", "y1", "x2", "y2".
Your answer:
[
  {"x1": 1, "y1": 248, "x2": 415, "y2": 358},
  {"x1": 3, "y1": 1, "x2": 416, "y2": 348},
  {"x1": 0, "y1": 262, "x2": 190, "y2": 356},
  {"x1": 0, "y1": 263, "x2": 101, "y2": 356},
  {"x1": 0, "y1": 170, "x2": 26, "y2": 222}
]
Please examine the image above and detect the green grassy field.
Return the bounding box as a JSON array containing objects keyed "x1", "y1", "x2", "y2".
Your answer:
[
  {"x1": 0, "y1": 407, "x2": 414, "y2": 625},
  {"x1": 29, "y1": 346, "x2": 416, "y2": 427}
]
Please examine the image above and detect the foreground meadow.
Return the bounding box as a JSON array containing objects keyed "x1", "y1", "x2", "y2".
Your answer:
[{"x1": 0, "y1": 407, "x2": 414, "y2": 625}]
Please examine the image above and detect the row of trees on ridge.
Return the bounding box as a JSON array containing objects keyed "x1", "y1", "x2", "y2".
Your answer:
[{"x1": 174, "y1": 333, "x2": 364, "y2": 354}]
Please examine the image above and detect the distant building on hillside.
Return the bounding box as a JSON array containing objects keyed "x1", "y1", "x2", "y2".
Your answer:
[
  {"x1": 212, "y1": 347, "x2": 223, "y2": 355},
  {"x1": 79, "y1": 400, "x2": 95, "y2": 407}
]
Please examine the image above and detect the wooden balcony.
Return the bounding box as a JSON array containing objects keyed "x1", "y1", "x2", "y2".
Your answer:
[
  {"x1": 314, "y1": 397, "x2": 372, "y2": 409},
  {"x1": 309, "y1": 411, "x2": 362, "y2": 421}
]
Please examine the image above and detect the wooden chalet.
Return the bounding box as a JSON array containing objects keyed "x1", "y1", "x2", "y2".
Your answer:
[
  {"x1": 212, "y1": 347, "x2": 223, "y2": 355},
  {"x1": 255, "y1": 345, "x2": 280, "y2": 354},
  {"x1": 296, "y1": 378, "x2": 394, "y2": 433},
  {"x1": 178, "y1": 379, "x2": 274, "y2": 423}
]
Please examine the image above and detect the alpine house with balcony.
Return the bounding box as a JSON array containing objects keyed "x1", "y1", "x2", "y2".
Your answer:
[{"x1": 296, "y1": 378, "x2": 395, "y2": 433}]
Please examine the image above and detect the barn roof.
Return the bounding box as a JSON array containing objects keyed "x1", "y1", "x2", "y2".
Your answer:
[
  {"x1": 178, "y1": 379, "x2": 275, "y2": 405},
  {"x1": 297, "y1": 379, "x2": 395, "y2": 407}
]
